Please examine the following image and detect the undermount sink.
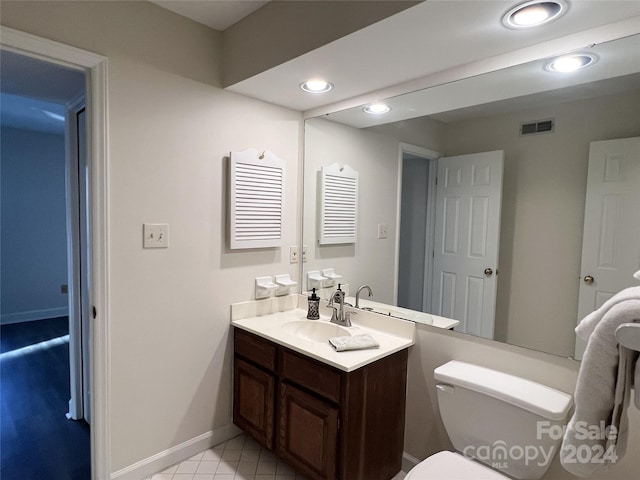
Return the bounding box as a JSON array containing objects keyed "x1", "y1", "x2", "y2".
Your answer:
[{"x1": 282, "y1": 320, "x2": 351, "y2": 343}]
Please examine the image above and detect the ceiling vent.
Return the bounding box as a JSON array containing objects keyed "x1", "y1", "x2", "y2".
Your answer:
[{"x1": 520, "y1": 118, "x2": 554, "y2": 136}]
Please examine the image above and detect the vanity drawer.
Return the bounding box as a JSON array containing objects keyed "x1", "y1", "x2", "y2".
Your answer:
[
  {"x1": 280, "y1": 348, "x2": 342, "y2": 404},
  {"x1": 234, "y1": 328, "x2": 277, "y2": 372}
]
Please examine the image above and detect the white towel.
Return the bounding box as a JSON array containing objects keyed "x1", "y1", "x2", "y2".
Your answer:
[
  {"x1": 328, "y1": 333, "x2": 379, "y2": 352},
  {"x1": 636, "y1": 363, "x2": 640, "y2": 410},
  {"x1": 561, "y1": 299, "x2": 640, "y2": 477},
  {"x1": 575, "y1": 286, "x2": 640, "y2": 340}
]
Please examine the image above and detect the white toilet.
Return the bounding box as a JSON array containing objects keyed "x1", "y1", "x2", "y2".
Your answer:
[{"x1": 405, "y1": 361, "x2": 573, "y2": 480}]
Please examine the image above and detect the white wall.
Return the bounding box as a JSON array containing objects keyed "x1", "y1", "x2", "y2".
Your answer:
[
  {"x1": 442, "y1": 89, "x2": 640, "y2": 356},
  {"x1": 1, "y1": 1, "x2": 302, "y2": 473},
  {"x1": 0, "y1": 126, "x2": 68, "y2": 324}
]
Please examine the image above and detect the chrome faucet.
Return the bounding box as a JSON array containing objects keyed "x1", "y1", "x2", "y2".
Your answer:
[
  {"x1": 355, "y1": 285, "x2": 373, "y2": 308},
  {"x1": 328, "y1": 288, "x2": 353, "y2": 327}
]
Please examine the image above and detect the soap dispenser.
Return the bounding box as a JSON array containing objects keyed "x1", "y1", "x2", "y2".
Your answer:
[{"x1": 307, "y1": 288, "x2": 320, "y2": 320}]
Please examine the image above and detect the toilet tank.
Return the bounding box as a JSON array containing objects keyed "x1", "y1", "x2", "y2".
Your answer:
[{"x1": 434, "y1": 361, "x2": 573, "y2": 480}]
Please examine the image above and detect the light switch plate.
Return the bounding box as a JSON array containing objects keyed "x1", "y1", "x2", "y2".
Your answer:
[
  {"x1": 290, "y1": 246, "x2": 299, "y2": 264},
  {"x1": 143, "y1": 223, "x2": 169, "y2": 248},
  {"x1": 377, "y1": 223, "x2": 388, "y2": 239}
]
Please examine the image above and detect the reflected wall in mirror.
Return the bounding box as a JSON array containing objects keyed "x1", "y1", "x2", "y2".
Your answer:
[{"x1": 303, "y1": 35, "x2": 640, "y2": 358}]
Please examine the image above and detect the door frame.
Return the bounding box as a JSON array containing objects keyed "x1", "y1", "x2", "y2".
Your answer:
[
  {"x1": 1, "y1": 26, "x2": 111, "y2": 479},
  {"x1": 396, "y1": 143, "x2": 440, "y2": 312}
]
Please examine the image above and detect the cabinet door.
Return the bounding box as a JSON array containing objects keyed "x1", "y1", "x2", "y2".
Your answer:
[
  {"x1": 233, "y1": 358, "x2": 275, "y2": 449},
  {"x1": 277, "y1": 383, "x2": 339, "y2": 480}
]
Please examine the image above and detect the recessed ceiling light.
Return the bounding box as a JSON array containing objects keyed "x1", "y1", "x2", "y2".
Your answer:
[
  {"x1": 363, "y1": 103, "x2": 391, "y2": 115},
  {"x1": 300, "y1": 79, "x2": 333, "y2": 94},
  {"x1": 503, "y1": 0, "x2": 567, "y2": 29},
  {"x1": 545, "y1": 53, "x2": 597, "y2": 73}
]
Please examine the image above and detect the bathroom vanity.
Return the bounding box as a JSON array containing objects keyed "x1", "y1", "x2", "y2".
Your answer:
[{"x1": 231, "y1": 296, "x2": 416, "y2": 480}]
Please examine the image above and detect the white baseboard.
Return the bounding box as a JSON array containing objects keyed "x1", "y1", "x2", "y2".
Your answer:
[
  {"x1": 402, "y1": 451, "x2": 421, "y2": 473},
  {"x1": 110, "y1": 424, "x2": 242, "y2": 480},
  {"x1": 1, "y1": 307, "x2": 69, "y2": 325}
]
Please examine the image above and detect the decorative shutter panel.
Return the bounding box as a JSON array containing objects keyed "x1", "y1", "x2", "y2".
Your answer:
[
  {"x1": 229, "y1": 149, "x2": 285, "y2": 249},
  {"x1": 319, "y1": 163, "x2": 359, "y2": 245}
]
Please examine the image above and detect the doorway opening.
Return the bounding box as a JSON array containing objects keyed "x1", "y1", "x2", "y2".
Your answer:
[
  {"x1": 397, "y1": 145, "x2": 438, "y2": 313},
  {"x1": 0, "y1": 49, "x2": 90, "y2": 479}
]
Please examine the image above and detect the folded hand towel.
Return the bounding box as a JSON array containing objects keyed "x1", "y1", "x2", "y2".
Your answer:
[
  {"x1": 575, "y1": 286, "x2": 640, "y2": 340},
  {"x1": 561, "y1": 300, "x2": 640, "y2": 477},
  {"x1": 328, "y1": 333, "x2": 379, "y2": 352}
]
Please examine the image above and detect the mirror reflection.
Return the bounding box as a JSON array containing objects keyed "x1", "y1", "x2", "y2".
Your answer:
[{"x1": 302, "y1": 34, "x2": 640, "y2": 358}]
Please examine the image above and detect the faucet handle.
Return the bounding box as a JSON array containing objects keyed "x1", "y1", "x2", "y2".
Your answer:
[
  {"x1": 345, "y1": 311, "x2": 357, "y2": 326},
  {"x1": 329, "y1": 305, "x2": 339, "y2": 324}
]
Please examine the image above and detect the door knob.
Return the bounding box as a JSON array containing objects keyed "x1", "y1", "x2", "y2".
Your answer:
[
  {"x1": 484, "y1": 268, "x2": 493, "y2": 277},
  {"x1": 584, "y1": 275, "x2": 595, "y2": 284}
]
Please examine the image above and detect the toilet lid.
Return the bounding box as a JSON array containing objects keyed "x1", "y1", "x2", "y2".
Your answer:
[{"x1": 405, "y1": 451, "x2": 509, "y2": 479}]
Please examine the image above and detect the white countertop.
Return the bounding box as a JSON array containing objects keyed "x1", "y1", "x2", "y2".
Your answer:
[
  {"x1": 231, "y1": 295, "x2": 416, "y2": 372},
  {"x1": 345, "y1": 296, "x2": 460, "y2": 330}
]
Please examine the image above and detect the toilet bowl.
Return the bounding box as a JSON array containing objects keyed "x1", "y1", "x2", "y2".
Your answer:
[
  {"x1": 405, "y1": 361, "x2": 573, "y2": 480},
  {"x1": 405, "y1": 451, "x2": 508, "y2": 479}
]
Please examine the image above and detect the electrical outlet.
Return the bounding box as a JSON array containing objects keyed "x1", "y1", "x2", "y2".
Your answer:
[
  {"x1": 377, "y1": 223, "x2": 388, "y2": 239},
  {"x1": 290, "y1": 246, "x2": 299, "y2": 264},
  {"x1": 302, "y1": 245, "x2": 308, "y2": 263},
  {"x1": 143, "y1": 223, "x2": 169, "y2": 248}
]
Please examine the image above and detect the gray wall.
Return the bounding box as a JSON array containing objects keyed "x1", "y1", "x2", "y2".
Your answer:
[{"x1": 1, "y1": 126, "x2": 68, "y2": 324}]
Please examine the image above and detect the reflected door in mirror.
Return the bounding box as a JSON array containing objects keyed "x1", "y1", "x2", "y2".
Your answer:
[
  {"x1": 575, "y1": 136, "x2": 640, "y2": 359},
  {"x1": 432, "y1": 150, "x2": 504, "y2": 339}
]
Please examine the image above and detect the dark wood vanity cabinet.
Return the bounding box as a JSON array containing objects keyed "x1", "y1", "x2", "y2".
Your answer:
[
  {"x1": 233, "y1": 328, "x2": 408, "y2": 480},
  {"x1": 233, "y1": 358, "x2": 275, "y2": 449}
]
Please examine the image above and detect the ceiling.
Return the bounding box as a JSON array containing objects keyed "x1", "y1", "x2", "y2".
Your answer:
[
  {"x1": 144, "y1": 1, "x2": 640, "y2": 114},
  {"x1": 221, "y1": 1, "x2": 640, "y2": 113},
  {"x1": 2, "y1": 1, "x2": 639, "y2": 133},
  {"x1": 325, "y1": 34, "x2": 640, "y2": 128},
  {"x1": 149, "y1": 0, "x2": 269, "y2": 31}
]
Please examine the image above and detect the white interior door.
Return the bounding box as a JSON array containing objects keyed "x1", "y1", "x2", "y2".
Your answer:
[
  {"x1": 574, "y1": 137, "x2": 640, "y2": 359},
  {"x1": 432, "y1": 151, "x2": 504, "y2": 339}
]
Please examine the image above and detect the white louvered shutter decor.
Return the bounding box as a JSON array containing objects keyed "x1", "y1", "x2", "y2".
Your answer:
[
  {"x1": 319, "y1": 163, "x2": 359, "y2": 245},
  {"x1": 229, "y1": 149, "x2": 285, "y2": 249}
]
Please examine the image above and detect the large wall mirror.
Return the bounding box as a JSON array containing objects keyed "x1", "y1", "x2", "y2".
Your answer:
[{"x1": 302, "y1": 34, "x2": 640, "y2": 359}]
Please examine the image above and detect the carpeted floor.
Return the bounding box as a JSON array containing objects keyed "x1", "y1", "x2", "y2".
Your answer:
[{"x1": 0, "y1": 317, "x2": 90, "y2": 479}]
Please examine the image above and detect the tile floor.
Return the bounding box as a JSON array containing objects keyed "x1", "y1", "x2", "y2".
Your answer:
[{"x1": 146, "y1": 434, "x2": 407, "y2": 480}]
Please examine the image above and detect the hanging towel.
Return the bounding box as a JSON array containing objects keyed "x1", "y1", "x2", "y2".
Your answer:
[
  {"x1": 575, "y1": 286, "x2": 640, "y2": 340},
  {"x1": 561, "y1": 299, "x2": 640, "y2": 477},
  {"x1": 636, "y1": 362, "x2": 640, "y2": 410},
  {"x1": 328, "y1": 333, "x2": 379, "y2": 352}
]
